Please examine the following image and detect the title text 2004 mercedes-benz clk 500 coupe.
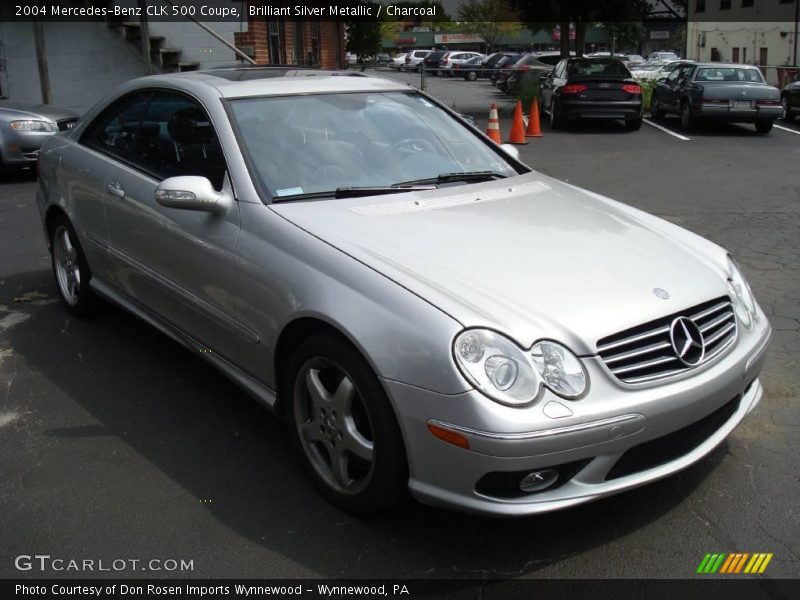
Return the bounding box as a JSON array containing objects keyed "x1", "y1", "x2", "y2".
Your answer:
[{"x1": 36, "y1": 69, "x2": 771, "y2": 516}]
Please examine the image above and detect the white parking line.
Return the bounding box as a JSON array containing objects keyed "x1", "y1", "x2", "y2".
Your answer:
[
  {"x1": 642, "y1": 118, "x2": 691, "y2": 141},
  {"x1": 774, "y1": 124, "x2": 800, "y2": 136}
]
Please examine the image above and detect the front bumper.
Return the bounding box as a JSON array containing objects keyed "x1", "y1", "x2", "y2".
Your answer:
[
  {"x1": 385, "y1": 317, "x2": 771, "y2": 516},
  {"x1": 0, "y1": 128, "x2": 57, "y2": 167}
]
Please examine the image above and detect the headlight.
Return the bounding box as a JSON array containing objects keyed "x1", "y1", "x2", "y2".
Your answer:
[
  {"x1": 453, "y1": 329, "x2": 588, "y2": 407},
  {"x1": 10, "y1": 120, "x2": 55, "y2": 132},
  {"x1": 727, "y1": 256, "x2": 757, "y2": 329},
  {"x1": 531, "y1": 340, "x2": 588, "y2": 399}
]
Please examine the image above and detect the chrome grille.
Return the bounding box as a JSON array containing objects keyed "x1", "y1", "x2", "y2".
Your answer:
[
  {"x1": 57, "y1": 118, "x2": 78, "y2": 131},
  {"x1": 597, "y1": 297, "x2": 737, "y2": 384}
]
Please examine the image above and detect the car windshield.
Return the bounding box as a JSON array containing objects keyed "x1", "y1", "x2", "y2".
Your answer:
[
  {"x1": 229, "y1": 91, "x2": 519, "y2": 200},
  {"x1": 568, "y1": 60, "x2": 631, "y2": 77},
  {"x1": 695, "y1": 67, "x2": 765, "y2": 83}
]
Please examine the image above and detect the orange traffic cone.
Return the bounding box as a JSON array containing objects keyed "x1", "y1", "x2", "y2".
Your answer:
[
  {"x1": 526, "y1": 98, "x2": 543, "y2": 138},
  {"x1": 507, "y1": 100, "x2": 528, "y2": 145},
  {"x1": 486, "y1": 103, "x2": 502, "y2": 143}
]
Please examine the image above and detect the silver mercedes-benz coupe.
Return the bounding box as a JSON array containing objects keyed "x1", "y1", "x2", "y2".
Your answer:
[{"x1": 36, "y1": 68, "x2": 771, "y2": 516}]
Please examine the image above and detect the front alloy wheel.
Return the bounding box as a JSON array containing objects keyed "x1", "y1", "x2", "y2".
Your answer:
[
  {"x1": 50, "y1": 215, "x2": 99, "y2": 317},
  {"x1": 287, "y1": 334, "x2": 408, "y2": 512}
]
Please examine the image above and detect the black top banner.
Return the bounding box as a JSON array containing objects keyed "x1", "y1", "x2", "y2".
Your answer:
[{"x1": 1, "y1": 0, "x2": 798, "y2": 23}]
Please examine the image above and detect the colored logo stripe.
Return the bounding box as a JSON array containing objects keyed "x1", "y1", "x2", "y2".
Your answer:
[{"x1": 698, "y1": 553, "x2": 773, "y2": 574}]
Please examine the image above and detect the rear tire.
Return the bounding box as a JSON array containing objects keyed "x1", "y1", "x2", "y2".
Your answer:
[
  {"x1": 285, "y1": 333, "x2": 409, "y2": 514},
  {"x1": 626, "y1": 117, "x2": 643, "y2": 131},
  {"x1": 755, "y1": 120, "x2": 773, "y2": 134},
  {"x1": 50, "y1": 214, "x2": 100, "y2": 317},
  {"x1": 467, "y1": 71, "x2": 477, "y2": 81}
]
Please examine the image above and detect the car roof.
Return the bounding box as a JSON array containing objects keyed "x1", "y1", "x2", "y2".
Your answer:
[
  {"x1": 692, "y1": 62, "x2": 761, "y2": 69},
  {"x1": 130, "y1": 68, "x2": 412, "y2": 99}
]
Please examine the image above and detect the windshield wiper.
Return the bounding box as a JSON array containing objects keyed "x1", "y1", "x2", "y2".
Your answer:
[
  {"x1": 393, "y1": 171, "x2": 509, "y2": 187},
  {"x1": 334, "y1": 185, "x2": 437, "y2": 199}
]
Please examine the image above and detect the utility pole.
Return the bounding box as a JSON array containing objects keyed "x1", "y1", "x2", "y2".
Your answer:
[
  {"x1": 138, "y1": 0, "x2": 153, "y2": 75},
  {"x1": 794, "y1": 0, "x2": 799, "y2": 66},
  {"x1": 32, "y1": 20, "x2": 51, "y2": 104}
]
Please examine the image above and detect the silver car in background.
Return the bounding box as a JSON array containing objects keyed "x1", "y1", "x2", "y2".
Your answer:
[
  {"x1": 35, "y1": 68, "x2": 771, "y2": 516},
  {"x1": 0, "y1": 101, "x2": 79, "y2": 170}
]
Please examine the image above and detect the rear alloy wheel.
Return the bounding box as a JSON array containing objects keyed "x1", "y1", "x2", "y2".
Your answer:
[
  {"x1": 680, "y1": 102, "x2": 696, "y2": 131},
  {"x1": 626, "y1": 117, "x2": 643, "y2": 131},
  {"x1": 781, "y1": 96, "x2": 794, "y2": 122},
  {"x1": 755, "y1": 120, "x2": 773, "y2": 134},
  {"x1": 467, "y1": 71, "x2": 477, "y2": 81},
  {"x1": 286, "y1": 334, "x2": 408, "y2": 513},
  {"x1": 50, "y1": 215, "x2": 99, "y2": 317}
]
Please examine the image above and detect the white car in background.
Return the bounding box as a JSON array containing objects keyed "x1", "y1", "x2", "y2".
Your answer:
[
  {"x1": 404, "y1": 50, "x2": 432, "y2": 72},
  {"x1": 648, "y1": 51, "x2": 680, "y2": 62},
  {"x1": 440, "y1": 52, "x2": 485, "y2": 76},
  {"x1": 390, "y1": 53, "x2": 408, "y2": 70},
  {"x1": 632, "y1": 60, "x2": 694, "y2": 82}
]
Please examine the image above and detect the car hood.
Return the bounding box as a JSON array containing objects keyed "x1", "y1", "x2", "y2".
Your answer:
[
  {"x1": 270, "y1": 173, "x2": 730, "y2": 354},
  {"x1": 0, "y1": 101, "x2": 79, "y2": 122}
]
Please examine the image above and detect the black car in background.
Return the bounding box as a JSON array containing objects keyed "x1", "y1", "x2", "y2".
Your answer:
[
  {"x1": 423, "y1": 50, "x2": 449, "y2": 75},
  {"x1": 491, "y1": 53, "x2": 524, "y2": 88},
  {"x1": 781, "y1": 71, "x2": 800, "y2": 122},
  {"x1": 539, "y1": 57, "x2": 643, "y2": 130},
  {"x1": 506, "y1": 52, "x2": 565, "y2": 96},
  {"x1": 454, "y1": 56, "x2": 484, "y2": 81},
  {"x1": 650, "y1": 63, "x2": 781, "y2": 133}
]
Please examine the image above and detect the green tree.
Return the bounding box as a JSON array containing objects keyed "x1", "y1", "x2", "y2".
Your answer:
[
  {"x1": 346, "y1": 19, "x2": 382, "y2": 62},
  {"x1": 457, "y1": 0, "x2": 521, "y2": 53}
]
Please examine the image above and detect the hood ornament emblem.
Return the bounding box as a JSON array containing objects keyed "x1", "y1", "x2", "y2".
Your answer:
[
  {"x1": 653, "y1": 288, "x2": 670, "y2": 300},
  {"x1": 670, "y1": 317, "x2": 706, "y2": 366}
]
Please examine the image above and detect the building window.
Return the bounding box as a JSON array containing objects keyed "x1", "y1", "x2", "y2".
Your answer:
[
  {"x1": 268, "y1": 20, "x2": 283, "y2": 65},
  {"x1": 741, "y1": 0, "x2": 753, "y2": 6},
  {"x1": 294, "y1": 20, "x2": 305, "y2": 65},
  {"x1": 710, "y1": 47, "x2": 721, "y2": 61},
  {"x1": 310, "y1": 21, "x2": 320, "y2": 66},
  {"x1": 696, "y1": 0, "x2": 705, "y2": 13},
  {"x1": 719, "y1": 0, "x2": 731, "y2": 9}
]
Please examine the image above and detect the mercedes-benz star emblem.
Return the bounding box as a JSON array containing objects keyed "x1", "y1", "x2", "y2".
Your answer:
[{"x1": 670, "y1": 317, "x2": 705, "y2": 366}]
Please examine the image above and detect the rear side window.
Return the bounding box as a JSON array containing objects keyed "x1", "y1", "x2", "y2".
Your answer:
[
  {"x1": 568, "y1": 60, "x2": 631, "y2": 77},
  {"x1": 537, "y1": 55, "x2": 561, "y2": 66},
  {"x1": 81, "y1": 92, "x2": 150, "y2": 161}
]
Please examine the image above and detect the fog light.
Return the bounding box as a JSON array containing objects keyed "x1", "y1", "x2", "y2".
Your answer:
[{"x1": 519, "y1": 469, "x2": 559, "y2": 492}]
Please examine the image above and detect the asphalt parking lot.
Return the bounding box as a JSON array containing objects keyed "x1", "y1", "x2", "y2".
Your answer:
[{"x1": 1, "y1": 78, "x2": 798, "y2": 585}]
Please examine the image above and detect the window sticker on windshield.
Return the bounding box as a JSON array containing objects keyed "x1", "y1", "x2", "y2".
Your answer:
[{"x1": 276, "y1": 187, "x2": 304, "y2": 197}]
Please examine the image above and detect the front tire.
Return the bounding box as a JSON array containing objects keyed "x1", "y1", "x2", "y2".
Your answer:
[
  {"x1": 550, "y1": 98, "x2": 564, "y2": 129},
  {"x1": 781, "y1": 96, "x2": 794, "y2": 122},
  {"x1": 50, "y1": 215, "x2": 99, "y2": 317},
  {"x1": 650, "y1": 94, "x2": 664, "y2": 119},
  {"x1": 680, "y1": 101, "x2": 696, "y2": 131},
  {"x1": 755, "y1": 120, "x2": 773, "y2": 134},
  {"x1": 285, "y1": 333, "x2": 408, "y2": 513}
]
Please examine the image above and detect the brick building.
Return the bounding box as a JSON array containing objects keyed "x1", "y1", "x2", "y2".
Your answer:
[{"x1": 235, "y1": 19, "x2": 345, "y2": 69}]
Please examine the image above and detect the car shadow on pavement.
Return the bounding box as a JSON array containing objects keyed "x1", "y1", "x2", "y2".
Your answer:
[
  {"x1": 649, "y1": 117, "x2": 772, "y2": 137},
  {"x1": 2, "y1": 268, "x2": 729, "y2": 579}
]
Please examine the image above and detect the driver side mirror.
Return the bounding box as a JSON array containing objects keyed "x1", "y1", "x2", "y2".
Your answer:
[{"x1": 155, "y1": 176, "x2": 232, "y2": 215}]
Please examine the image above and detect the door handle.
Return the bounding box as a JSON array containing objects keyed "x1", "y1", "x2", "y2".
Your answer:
[{"x1": 105, "y1": 181, "x2": 125, "y2": 199}]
